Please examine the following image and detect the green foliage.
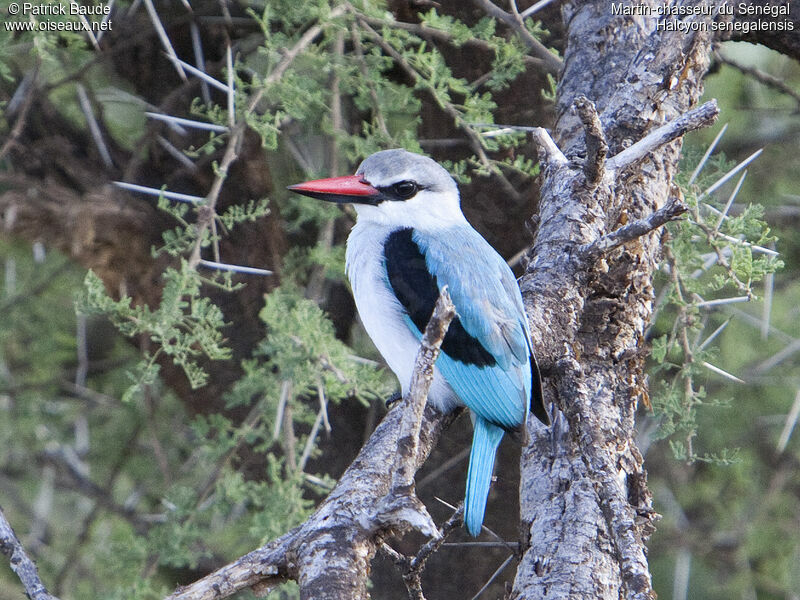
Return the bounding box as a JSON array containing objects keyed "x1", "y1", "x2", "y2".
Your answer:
[
  {"x1": 648, "y1": 146, "x2": 782, "y2": 463},
  {"x1": 80, "y1": 263, "x2": 231, "y2": 396}
]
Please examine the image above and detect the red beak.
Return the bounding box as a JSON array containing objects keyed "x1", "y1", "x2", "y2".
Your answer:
[{"x1": 287, "y1": 175, "x2": 383, "y2": 205}]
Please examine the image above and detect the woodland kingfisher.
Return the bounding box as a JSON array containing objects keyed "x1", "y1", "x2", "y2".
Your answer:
[{"x1": 288, "y1": 148, "x2": 549, "y2": 536}]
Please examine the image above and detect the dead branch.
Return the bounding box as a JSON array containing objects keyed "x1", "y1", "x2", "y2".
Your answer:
[
  {"x1": 0, "y1": 506, "x2": 60, "y2": 600},
  {"x1": 579, "y1": 196, "x2": 689, "y2": 259},
  {"x1": 377, "y1": 288, "x2": 457, "y2": 536},
  {"x1": 605, "y1": 101, "x2": 720, "y2": 174},
  {"x1": 165, "y1": 289, "x2": 459, "y2": 600},
  {"x1": 574, "y1": 96, "x2": 608, "y2": 186},
  {"x1": 529, "y1": 127, "x2": 568, "y2": 169}
]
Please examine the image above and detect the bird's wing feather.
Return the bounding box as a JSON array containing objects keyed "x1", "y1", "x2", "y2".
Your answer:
[{"x1": 383, "y1": 227, "x2": 530, "y2": 429}]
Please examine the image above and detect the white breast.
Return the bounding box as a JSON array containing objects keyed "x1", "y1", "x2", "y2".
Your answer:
[{"x1": 345, "y1": 222, "x2": 460, "y2": 413}]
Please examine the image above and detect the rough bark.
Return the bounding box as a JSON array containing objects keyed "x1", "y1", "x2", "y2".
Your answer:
[{"x1": 515, "y1": 2, "x2": 721, "y2": 598}]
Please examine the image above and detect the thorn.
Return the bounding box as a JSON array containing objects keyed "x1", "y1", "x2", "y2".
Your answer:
[
  {"x1": 696, "y1": 318, "x2": 731, "y2": 351},
  {"x1": 695, "y1": 295, "x2": 751, "y2": 308},
  {"x1": 170, "y1": 55, "x2": 231, "y2": 92},
  {"x1": 143, "y1": 0, "x2": 188, "y2": 81},
  {"x1": 701, "y1": 361, "x2": 745, "y2": 384},
  {"x1": 688, "y1": 123, "x2": 727, "y2": 184},
  {"x1": 113, "y1": 181, "x2": 204, "y2": 203},
  {"x1": 145, "y1": 112, "x2": 229, "y2": 133},
  {"x1": 197, "y1": 259, "x2": 273, "y2": 275},
  {"x1": 699, "y1": 148, "x2": 762, "y2": 199}
]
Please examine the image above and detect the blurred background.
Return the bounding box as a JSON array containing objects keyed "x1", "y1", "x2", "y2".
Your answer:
[{"x1": 0, "y1": 1, "x2": 798, "y2": 598}]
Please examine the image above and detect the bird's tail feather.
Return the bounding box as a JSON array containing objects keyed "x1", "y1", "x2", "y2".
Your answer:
[{"x1": 464, "y1": 418, "x2": 505, "y2": 536}]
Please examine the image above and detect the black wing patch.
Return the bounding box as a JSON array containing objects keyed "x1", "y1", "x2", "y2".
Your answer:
[{"x1": 383, "y1": 228, "x2": 495, "y2": 368}]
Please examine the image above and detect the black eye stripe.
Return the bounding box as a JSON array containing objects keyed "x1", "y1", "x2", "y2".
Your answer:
[{"x1": 378, "y1": 180, "x2": 421, "y2": 201}]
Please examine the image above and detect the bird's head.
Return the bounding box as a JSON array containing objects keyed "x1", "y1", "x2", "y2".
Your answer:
[{"x1": 287, "y1": 149, "x2": 465, "y2": 229}]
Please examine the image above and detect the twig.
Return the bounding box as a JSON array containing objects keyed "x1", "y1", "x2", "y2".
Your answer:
[
  {"x1": 355, "y1": 15, "x2": 522, "y2": 201},
  {"x1": 701, "y1": 361, "x2": 745, "y2": 384},
  {"x1": 0, "y1": 68, "x2": 39, "y2": 162},
  {"x1": 357, "y1": 15, "x2": 546, "y2": 70},
  {"x1": 376, "y1": 288, "x2": 456, "y2": 537},
  {"x1": 70, "y1": 0, "x2": 100, "y2": 49},
  {"x1": 247, "y1": 4, "x2": 347, "y2": 114},
  {"x1": 692, "y1": 221, "x2": 778, "y2": 257},
  {"x1": 579, "y1": 197, "x2": 688, "y2": 258},
  {"x1": 698, "y1": 148, "x2": 762, "y2": 199},
  {"x1": 187, "y1": 122, "x2": 244, "y2": 269},
  {"x1": 470, "y1": 554, "x2": 515, "y2": 600},
  {"x1": 693, "y1": 295, "x2": 751, "y2": 308},
  {"x1": 470, "y1": 0, "x2": 562, "y2": 73},
  {"x1": 714, "y1": 170, "x2": 747, "y2": 232},
  {"x1": 696, "y1": 318, "x2": 731, "y2": 351},
  {"x1": 95, "y1": 0, "x2": 114, "y2": 42},
  {"x1": 762, "y1": 246, "x2": 775, "y2": 339},
  {"x1": 170, "y1": 55, "x2": 230, "y2": 92},
  {"x1": 529, "y1": 127, "x2": 568, "y2": 167},
  {"x1": 403, "y1": 506, "x2": 463, "y2": 598},
  {"x1": 605, "y1": 100, "x2": 719, "y2": 173},
  {"x1": 298, "y1": 406, "x2": 325, "y2": 472},
  {"x1": 350, "y1": 22, "x2": 390, "y2": 137},
  {"x1": 156, "y1": 135, "x2": 198, "y2": 171},
  {"x1": 752, "y1": 338, "x2": 800, "y2": 376},
  {"x1": 716, "y1": 52, "x2": 800, "y2": 107},
  {"x1": 521, "y1": 0, "x2": 559, "y2": 17},
  {"x1": 391, "y1": 288, "x2": 455, "y2": 491},
  {"x1": 41, "y1": 448, "x2": 150, "y2": 532},
  {"x1": 443, "y1": 541, "x2": 519, "y2": 548},
  {"x1": 226, "y1": 44, "x2": 235, "y2": 128},
  {"x1": 416, "y1": 447, "x2": 469, "y2": 490},
  {"x1": 317, "y1": 379, "x2": 331, "y2": 433},
  {"x1": 672, "y1": 549, "x2": 692, "y2": 600},
  {"x1": 574, "y1": 95, "x2": 608, "y2": 186},
  {"x1": 0, "y1": 507, "x2": 60, "y2": 600},
  {"x1": 272, "y1": 380, "x2": 291, "y2": 442}
]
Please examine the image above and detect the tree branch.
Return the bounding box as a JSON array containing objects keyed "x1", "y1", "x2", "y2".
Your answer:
[
  {"x1": 605, "y1": 101, "x2": 719, "y2": 174},
  {"x1": 530, "y1": 127, "x2": 568, "y2": 168},
  {"x1": 165, "y1": 290, "x2": 459, "y2": 600},
  {"x1": 377, "y1": 289, "x2": 457, "y2": 536},
  {"x1": 0, "y1": 507, "x2": 60, "y2": 600},
  {"x1": 578, "y1": 196, "x2": 689, "y2": 259},
  {"x1": 470, "y1": 0, "x2": 562, "y2": 74}
]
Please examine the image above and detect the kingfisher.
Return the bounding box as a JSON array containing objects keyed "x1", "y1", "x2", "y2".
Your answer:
[{"x1": 288, "y1": 149, "x2": 549, "y2": 536}]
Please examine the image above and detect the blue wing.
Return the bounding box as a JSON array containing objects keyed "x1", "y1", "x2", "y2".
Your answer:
[
  {"x1": 415, "y1": 228, "x2": 530, "y2": 429},
  {"x1": 382, "y1": 225, "x2": 548, "y2": 536},
  {"x1": 383, "y1": 226, "x2": 543, "y2": 430}
]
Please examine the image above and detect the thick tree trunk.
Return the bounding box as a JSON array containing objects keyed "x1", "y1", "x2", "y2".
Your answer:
[{"x1": 516, "y1": 2, "x2": 717, "y2": 598}]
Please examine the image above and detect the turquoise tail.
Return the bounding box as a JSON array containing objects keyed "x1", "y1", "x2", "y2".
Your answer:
[{"x1": 464, "y1": 418, "x2": 505, "y2": 536}]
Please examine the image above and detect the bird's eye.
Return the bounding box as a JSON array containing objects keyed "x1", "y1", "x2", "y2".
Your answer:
[{"x1": 392, "y1": 181, "x2": 418, "y2": 199}]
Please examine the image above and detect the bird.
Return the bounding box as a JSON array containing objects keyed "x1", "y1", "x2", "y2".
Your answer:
[{"x1": 288, "y1": 148, "x2": 549, "y2": 536}]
